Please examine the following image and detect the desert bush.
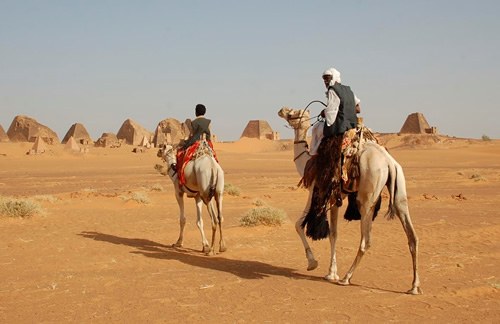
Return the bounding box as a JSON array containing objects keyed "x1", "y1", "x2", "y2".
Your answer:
[
  {"x1": 0, "y1": 196, "x2": 44, "y2": 218},
  {"x1": 224, "y1": 183, "x2": 241, "y2": 196},
  {"x1": 154, "y1": 164, "x2": 168, "y2": 175},
  {"x1": 150, "y1": 183, "x2": 164, "y2": 192},
  {"x1": 33, "y1": 195, "x2": 58, "y2": 203},
  {"x1": 240, "y1": 206, "x2": 287, "y2": 227},
  {"x1": 120, "y1": 191, "x2": 151, "y2": 204},
  {"x1": 481, "y1": 135, "x2": 491, "y2": 141},
  {"x1": 252, "y1": 198, "x2": 265, "y2": 207}
]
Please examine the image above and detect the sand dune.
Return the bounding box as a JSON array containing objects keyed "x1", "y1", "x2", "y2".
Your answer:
[{"x1": 0, "y1": 135, "x2": 499, "y2": 322}]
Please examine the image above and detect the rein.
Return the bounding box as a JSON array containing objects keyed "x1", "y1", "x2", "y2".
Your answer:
[
  {"x1": 293, "y1": 140, "x2": 310, "y2": 161},
  {"x1": 285, "y1": 100, "x2": 327, "y2": 128}
]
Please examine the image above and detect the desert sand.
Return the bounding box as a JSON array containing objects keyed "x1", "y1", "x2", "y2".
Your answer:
[{"x1": 0, "y1": 135, "x2": 499, "y2": 323}]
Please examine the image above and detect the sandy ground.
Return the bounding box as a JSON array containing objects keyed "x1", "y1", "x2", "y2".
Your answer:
[{"x1": 0, "y1": 135, "x2": 499, "y2": 323}]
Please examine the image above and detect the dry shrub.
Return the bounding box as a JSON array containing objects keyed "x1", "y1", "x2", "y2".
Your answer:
[
  {"x1": 33, "y1": 195, "x2": 58, "y2": 203},
  {"x1": 150, "y1": 183, "x2": 164, "y2": 192},
  {"x1": 0, "y1": 196, "x2": 44, "y2": 218},
  {"x1": 252, "y1": 198, "x2": 265, "y2": 207},
  {"x1": 120, "y1": 191, "x2": 151, "y2": 204},
  {"x1": 240, "y1": 206, "x2": 287, "y2": 227},
  {"x1": 224, "y1": 183, "x2": 241, "y2": 196}
]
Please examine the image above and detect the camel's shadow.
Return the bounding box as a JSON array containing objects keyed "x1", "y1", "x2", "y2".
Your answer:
[{"x1": 78, "y1": 231, "x2": 318, "y2": 281}]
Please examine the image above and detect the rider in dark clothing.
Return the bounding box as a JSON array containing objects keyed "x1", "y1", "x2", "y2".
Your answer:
[{"x1": 182, "y1": 104, "x2": 212, "y2": 149}]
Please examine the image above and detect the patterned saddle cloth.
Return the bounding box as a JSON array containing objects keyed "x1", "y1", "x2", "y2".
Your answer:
[
  {"x1": 340, "y1": 125, "x2": 378, "y2": 192},
  {"x1": 176, "y1": 140, "x2": 218, "y2": 186}
]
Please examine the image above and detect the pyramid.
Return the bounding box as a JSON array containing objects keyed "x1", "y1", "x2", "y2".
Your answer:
[
  {"x1": 62, "y1": 123, "x2": 93, "y2": 144},
  {"x1": 153, "y1": 118, "x2": 190, "y2": 147},
  {"x1": 94, "y1": 133, "x2": 121, "y2": 148},
  {"x1": 154, "y1": 125, "x2": 166, "y2": 147},
  {"x1": 116, "y1": 119, "x2": 152, "y2": 146},
  {"x1": 138, "y1": 135, "x2": 150, "y2": 147},
  {"x1": 240, "y1": 120, "x2": 278, "y2": 140},
  {"x1": 7, "y1": 115, "x2": 59, "y2": 144},
  {"x1": 28, "y1": 136, "x2": 47, "y2": 154},
  {"x1": 0, "y1": 124, "x2": 9, "y2": 142},
  {"x1": 64, "y1": 136, "x2": 81, "y2": 152},
  {"x1": 399, "y1": 113, "x2": 433, "y2": 134}
]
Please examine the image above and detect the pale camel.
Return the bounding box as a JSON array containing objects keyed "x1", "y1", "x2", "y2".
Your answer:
[
  {"x1": 157, "y1": 140, "x2": 226, "y2": 254},
  {"x1": 278, "y1": 107, "x2": 421, "y2": 295}
]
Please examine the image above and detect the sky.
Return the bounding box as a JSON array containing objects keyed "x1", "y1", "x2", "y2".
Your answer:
[{"x1": 1, "y1": 0, "x2": 499, "y2": 141}]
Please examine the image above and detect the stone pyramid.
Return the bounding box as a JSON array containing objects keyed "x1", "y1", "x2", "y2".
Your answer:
[
  {"x1": 241, "y1": 120, "x2": 278, "y2": 140},
  {"x1": 0, "y1": 124, "x2": 9, "y2": 142},
  {"x1": 64, "y1": 136, "x2": 81, "y2": 152},
  {"x1": 153, "y1": 118, "x2": 190, "y2": 147},
  {"x1": 95, "y1": 133, "x2": 121, "y2": 148},
  {"x1": 28, "y1": 136, "x2": 47, "y2": 154},
  {"x1": 117, "y1": 119, "x2": 152, "y2": 146},
  {"x1": 7, "y1": 115, "x2": 59, "y2": 144},
  {"x1": 139, "y1": 135, "x2": 150, "y2": 147},
  {"x1": 399, "y1": 113, "x2": 432, "y2": 134},
  {"x1": 62, "y1": 123, "x2": 93, "y2": 144}
]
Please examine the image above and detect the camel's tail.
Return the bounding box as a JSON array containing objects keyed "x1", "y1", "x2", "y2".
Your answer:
[
  {"x1": 207, "y1": 158, "x2": 220, "y2": 203},
  {"x1": 207, "y1": 168, "x2": 216, "y2": 203},
  {"x1": 385, "y1": 158, "x2": 400, "y2": 220}
]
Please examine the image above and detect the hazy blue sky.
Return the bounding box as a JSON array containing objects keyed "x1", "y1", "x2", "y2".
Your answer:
[{"x1": 1, "y1": 0, "x2": 499, "y2": 141}]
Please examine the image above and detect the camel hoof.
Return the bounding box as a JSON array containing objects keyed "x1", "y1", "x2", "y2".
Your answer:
[
  {"x1": 202, "y1": 245, "x2": 211, "y2": 253},
  {"x1": 337, "y1": 278, "x2": 350, "y2": 286},
  {"x1": 172, "y1": 242, "x2": 183, "y2": 248},
  {"x1": 406, "y1": 287, "x2": 423, "y2": 295},
  {"x1": 324, "y1": 274, "x2": 339, "y2": 283},
  {"x1": 307, "y1": 260, "x2": 319, "y2": 271},
  {"x1": 219, "y1": 246, "x2": 227, "y2": 253}
]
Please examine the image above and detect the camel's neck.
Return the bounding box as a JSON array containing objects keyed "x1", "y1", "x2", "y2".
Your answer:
[{"x1": 293, "y1": 128, "x2": 310, "y2": 177}]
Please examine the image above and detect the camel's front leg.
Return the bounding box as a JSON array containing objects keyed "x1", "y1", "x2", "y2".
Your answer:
[
  {"x1": 296, "y1": 187, "x2": 318, "y2": 271},
  {"x1": 325, "y1": 204, "x2": 340, "y2": 282},
  {"x1": 195, "y1": 197, "x2": 211, "y2": 254},
  {"x1": 173, "y1": 191, "x2": 186, "y2": 247}
]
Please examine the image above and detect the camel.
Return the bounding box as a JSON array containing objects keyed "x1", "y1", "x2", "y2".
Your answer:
[
  {"x1": 278, "y1": 107, "x2": 421, "y2": 295},
  {"x1": 157, "y1": 140, "x2": 226, "y2": 255}
]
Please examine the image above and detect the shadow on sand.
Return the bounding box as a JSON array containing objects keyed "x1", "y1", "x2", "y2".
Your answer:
[
  {"x1": 78, "y1": 231, "x2": 405, "y2": 294},
  {"x1": 78, "y1": 231, "x2": 319, "y2": 281}
]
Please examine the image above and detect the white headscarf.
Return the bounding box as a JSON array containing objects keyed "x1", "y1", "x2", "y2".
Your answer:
[{"x1": 322, "y1": 67, "x2": 342, "y2": 86}]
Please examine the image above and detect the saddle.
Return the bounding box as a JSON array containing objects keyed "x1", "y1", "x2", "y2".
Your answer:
[
  {"x1": 299, "y1": 124, "x2": 378, "y2": 192},
  {"x1": 176, "y1": 140, "x2": 218, "y2": 186}
]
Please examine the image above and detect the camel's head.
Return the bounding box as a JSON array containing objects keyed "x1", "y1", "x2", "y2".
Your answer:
[
  {"x1": 157, "y1": 143, "x2": 177, "y2": 166},
  {"x1": 278, "y1": 107, "x2": 311, "y2": 131}
]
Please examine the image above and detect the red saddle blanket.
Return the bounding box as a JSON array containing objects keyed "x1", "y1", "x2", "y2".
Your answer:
[{"x1": 176, "y1": 141, "x2": 218, "y2": 186}]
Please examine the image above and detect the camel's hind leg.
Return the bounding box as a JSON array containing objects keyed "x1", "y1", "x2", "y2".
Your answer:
[
  {"x1": 215, "y1": 192, "x2": 226, "y2": 253},
  {"x1": 173, "y1": 191, "x2": 186, "y2": 247},
  {"x1": 338, "y1": 201, "x2": 375, "y2": 286},
  {"x1": 206, "y1": 200, "x2": 218, "y2": 255},
  {"x1": 390, "y1": 163, "x2": 421, "y2": 294},
  {"x1": 296, "y1": 187, "x2": 318, "y2": 271},
  {"x1": 396, "y1": 206, "x2": 421, "y2": 294},
  {"x1": 325, "y1": 204, "x2": 340, "y2": 282},
  {"x1": 195, "y1": 197, "x2": 210, "y2": 253}
]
